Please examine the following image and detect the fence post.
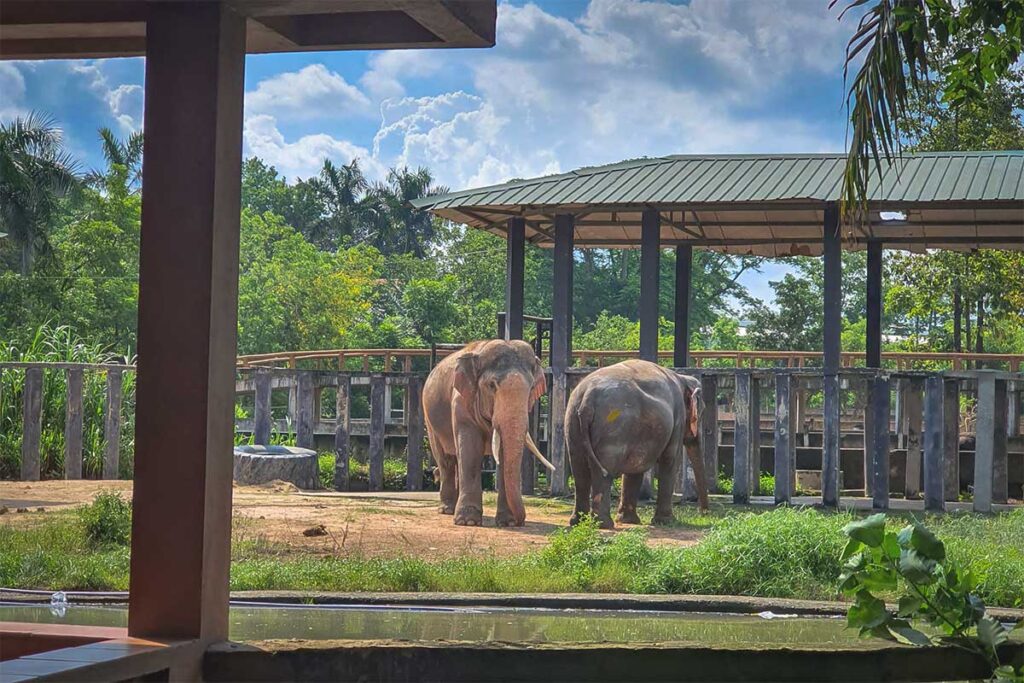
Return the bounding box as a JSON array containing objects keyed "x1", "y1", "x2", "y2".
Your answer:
[
  {"x1": 103, "y1": 367, "x2": 123, "y2": 479},
  {"x1": 869, "y1": 375, "x2": 891, "y2": 511},
  {"x1": 774, "y1": 373, "x2": 794, "y2": 504},
  {"x1": 903, "y1": 378, "x2": 924, "y2": 499},
  {"x1": 974, "y1": 373, "x2": 1009, "y2": 512},
  {"x1": 993, "y1": 378, "x2": 1009, "y2": 505},
  {"x1": 369, "y1": 374, "x2": 386, "y2": 491},
  {"x1": 942, "y1": 379, "x2": 960, "y2": 502},
  {"x1": 923, "y1": 375, "x2": 945, "y2": 512},
  {"x1": 295, "y1": 371, "x2": 314, "y2": 450},
  {"x1": 254, "y1": 370, "x2": 271, "y2": 445},
  {"x1": 700, "y1": 374, "x2": 719, "y2": 493},
  {"x1": 822, "y1": 372, "x2": 841, "y2": 508},
  {"x1": 65, "y1": 368, "x2": 84, "y2": 479},
  {"x1": 406, "y1": 376, "x2": 424, "y2": 491},
  {"x1": 334, "y1": 374, "x2": 351, "y2": 492},
  {"x1": 21, "y1": 367, "x2": 43, "y2": 481},
  {"x1": 733, "y1": 371, "x2": 754, "y2": 504}
]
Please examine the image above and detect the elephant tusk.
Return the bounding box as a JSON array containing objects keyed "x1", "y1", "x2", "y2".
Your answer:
[
  {"x1": 525, "y1": 431, "x2": 556, "y2": 472},
  {"x1": 491, "y1": 429, "x2": 501, "y2": 465}
]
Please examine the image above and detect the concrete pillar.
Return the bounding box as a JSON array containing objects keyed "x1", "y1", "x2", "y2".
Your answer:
[
  {"x1": 549, "y1": 214, "x2": 574, "y2": 496},
  {"x1": 674, "y1": 244, "x2": 692, "y2": 368},
  {"x1": 505, "y1": 217, "x2": 525, "y2": 340},
  {"x1": 821, "y1": 203, "x2": 841, "y2": 508}
]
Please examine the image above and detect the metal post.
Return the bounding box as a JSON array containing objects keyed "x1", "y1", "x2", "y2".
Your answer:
[
  {"x1": 674, "y1": 244, "x2": 692, "y2": 368},
  {"x1": 639, "y1": 208, "x2": 661, "y2": 362},
  {"x1": 505, "y1": 217, "x2": 525, "y2": 340},
  {"x1": 822, "y1": 202, "x2": 841, "y2": 508},
  {"x1": 549, "y1": 214, "x2": 574, "y2": 496},
  {"x1": 923, "y1": 375, "x2": 945, "y2": 511}
]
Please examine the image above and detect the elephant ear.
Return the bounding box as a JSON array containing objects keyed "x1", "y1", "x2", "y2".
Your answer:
[
  {"x1": 530, "y1": 366, "x2": 547, "y2": 404},
  {"x1": 454, "y1": 352, "x2": 479, "y2": 402}
]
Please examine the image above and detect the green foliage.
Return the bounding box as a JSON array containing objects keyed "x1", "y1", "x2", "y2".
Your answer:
[
  {"x1": 840, "y1": 513, "x2": 1024, "y2": 680},
  {"x1": 318, "y1": 452, "x2": 335, "y2": 490},
  {"x1": 78, "y1": 491, "x2": 132, "y2": 548}
]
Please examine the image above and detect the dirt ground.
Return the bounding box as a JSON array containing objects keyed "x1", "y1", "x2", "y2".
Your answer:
[{"x1": 0, "y1": 480, "x2": 704, "y2": 559}]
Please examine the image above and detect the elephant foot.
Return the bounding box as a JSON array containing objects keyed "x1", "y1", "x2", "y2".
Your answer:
[
  {"x1": 616, "y1": 509, "x2": 642, "y2": 525},
  {"x1": 651, "y1": 513, "x2": 675, "y2": 526},
  {"x1": 454, "y1": 505, "x2": 483, "y2": 526},
  {"x1": 495, "y1": 511, "x2": 524, "y2": 528},
  {"x1": 438, "y1": 503, "x2": 455, "y2": 515},
  {"x1": 568, "y1": 511, "x2": 588, "y2": 526}
]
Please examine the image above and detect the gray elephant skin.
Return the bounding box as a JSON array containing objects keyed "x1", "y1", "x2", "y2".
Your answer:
[
  {"x1": 565, "y1": 359, "x2": 709, "y2": 528},
  {"x1": 423, "y1": 340, "x2": 550, "y2": 527}
]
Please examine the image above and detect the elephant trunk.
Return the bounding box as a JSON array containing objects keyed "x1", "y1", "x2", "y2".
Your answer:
[{"x1": 493, "y1": 383, "x2": 529, "y2": 526}]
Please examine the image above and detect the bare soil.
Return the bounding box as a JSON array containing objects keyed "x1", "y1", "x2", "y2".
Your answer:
[{"x1": 0, "y1": 480, "x2": 704, "y2": 559}]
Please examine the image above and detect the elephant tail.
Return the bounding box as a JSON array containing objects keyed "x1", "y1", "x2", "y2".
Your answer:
[{"x1": 573, "y1": 399, "x2": 609, "y2": 480}]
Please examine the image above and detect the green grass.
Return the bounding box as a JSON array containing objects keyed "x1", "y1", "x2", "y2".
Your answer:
[{"x1": 3, "y1": 496, "x2": 1022, "y2": 608}]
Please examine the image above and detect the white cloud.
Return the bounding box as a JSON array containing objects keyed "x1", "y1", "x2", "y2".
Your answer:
[
  {"x1": 245, "y1": 64, "x2": 371, "y2": 120},
  {"x1": 243, "y1": 113, "x2": 385, "y2": 181},
  {"x1": 69, "y1": 61, "x2": 143, "y2": 132},
  {"x1": 0, "y1": 63, "x2": 28, "y2": 121}
]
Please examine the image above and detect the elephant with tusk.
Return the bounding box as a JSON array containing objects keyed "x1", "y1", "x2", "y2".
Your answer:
[
  {"x1": 564, "y1": 359, "x2": 708, "y2": 529},
  {"x1": 422, "y1": 339, "x2": 549, "y2": 527}
]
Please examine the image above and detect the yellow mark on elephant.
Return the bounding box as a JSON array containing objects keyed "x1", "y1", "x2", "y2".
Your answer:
[{"x1": 606, "y1": 409, "x2": 621, "y2": 423}]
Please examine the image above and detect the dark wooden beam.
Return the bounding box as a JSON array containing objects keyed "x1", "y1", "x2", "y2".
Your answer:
[
  {"x1": 639, "y1": 208, "x2": 660, "y2": 362},
  {"x1": 549, "y1": 214, "x2": 574, "y2": 496},
  {"x1": 673, "y1": 244, "x2": 692, "y2": 368},
  {"x1": 866, "y1": 240, "x2": 883, "y2": 368},
  {"x1": 821, "y1": 203, "x2": 841, "y2": 508},
  {"x1": 128, "y1": 2, "x2": 245, "y2": 645},
  {"x1": 869, "y1": 375, "x2": 891, "y2": 511},
  {"x1": 504, "y1": 217, "x2": 525, "y2": 340}
]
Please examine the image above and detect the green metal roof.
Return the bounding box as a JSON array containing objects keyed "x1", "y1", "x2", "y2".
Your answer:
[{"x1": 414, "y1": 152, "x2": 1024, "y2": 255}]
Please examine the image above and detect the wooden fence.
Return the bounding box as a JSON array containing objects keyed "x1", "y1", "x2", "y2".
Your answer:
[{"x1": 3, "y1": 360, "x2": 1022, "y2": 513}]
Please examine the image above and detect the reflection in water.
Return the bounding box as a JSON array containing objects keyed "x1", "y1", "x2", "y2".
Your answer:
[{"x1": 1, "y1": 602, "x2": 873, "y2": 647}]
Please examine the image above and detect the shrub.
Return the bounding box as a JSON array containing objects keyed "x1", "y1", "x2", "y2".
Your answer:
[
  {"x1": 318, "y1": 452, "x2": 335, "y2": 489},
  {"x1": 78, "y1": 491, "x2": 132, "y2": 547}
]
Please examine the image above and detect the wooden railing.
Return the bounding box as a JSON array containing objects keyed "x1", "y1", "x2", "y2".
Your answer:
[
  {"x1": 3, "y1": 361, "x2": 1022, "y2": 513},
  {"x1": 237, "y1": 348, "x2": 1024, "y2": 372}
]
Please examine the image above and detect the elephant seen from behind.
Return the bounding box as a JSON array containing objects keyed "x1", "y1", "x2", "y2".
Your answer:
[{"x1": 564, "y1": 359, "x2": 708, "y2": 529}]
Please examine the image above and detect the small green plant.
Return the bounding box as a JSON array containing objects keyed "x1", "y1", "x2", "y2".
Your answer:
[
  {"x1": 840, "y1": 513, "x2": 1024, "y2": 682},
  {"x1": 318, "y1": 452, "x2": 335, "y2": 489},
  {"x1": 78, "y1": 491, "x2": 132, "y2": 547}
]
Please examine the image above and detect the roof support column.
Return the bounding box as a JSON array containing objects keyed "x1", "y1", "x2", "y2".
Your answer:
[
  {"x1": 504, "y1": 217, "x2": 526, "y2": 340},
  {"x1": 640, "y1": 209, "x2": 661, "y2": 362},
  {"x1": 129, "y1": 2, "x2": 245, "y2": 647},
  {"x1": 674, "y1": 244, "x2": 692, "y2": 368},
  {"x1": 549, "y1": 214, "x2": 575, "y2": 497},
  {"x1": 822, "y1": 203, "x2": 842, "y2": 508},
  {"x1": 863, "y1": 239, "x2": 884, "y2": 498}
]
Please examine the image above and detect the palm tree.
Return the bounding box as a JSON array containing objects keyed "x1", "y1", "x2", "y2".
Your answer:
[
  {"x1": 87, "y1": 127, "x2": 143, "y2": 191},
  {"x1": 0, "y1": 113, "x2": 80, "y2": 275},
  {"x1": 384, "y1": 166, "x2": 448, "y2": 257},
  {"x1": 314, "y1": 158, "x2": 368, "y2": 249}
]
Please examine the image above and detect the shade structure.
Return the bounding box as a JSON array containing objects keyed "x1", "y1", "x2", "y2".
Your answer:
[
  {"x1": 0, "y1": 0, "x2": 495, "y2": 58},
  {"x1": 413, "y1": 152, "x2": 1024, "y2": 256}
]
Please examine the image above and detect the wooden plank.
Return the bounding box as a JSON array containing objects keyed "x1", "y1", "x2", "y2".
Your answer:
[
  {"x1": 549, "y1": 213, "x2": 574, "y2": 497},
  {"x1": 866, "y1": 241, "x2": 883, "y2": 369},
  {"x1": 406, "y1": 376, "x2": 424, "y2": 491},
  {"x1": 700, "y1": 374, "x2": 719, "y2": 493},
  {"x1": 505, "y1": 217, "x2": 525, "y2": 340},
  {"x1": 673, "y1": 244, "x2": 692, "y2": 368},
  {"x1": 253, "y1": 370, "x2": 271, "y2": 445},
  {"x1": 639, "y1": 208, "x2": 660, "y2": 362},
  {"x1": 64, "y1": 368, "x2": 84, "y2": 479},
  {"x1": 368, "y1": 374, "x2": 386, "y2": 491},
  {"x1": 334, "y1": 374, "x2": 351, "y2": 492},
  {"x1": 20, "y1": 367, "x2": 43, "y2": 481},
  {"x1": 295, "y1": 371, "x2": 314, "y2": 450},
  {"x1": 974, "y1": 373, "x2": 996, "y2": 512},
  {"x1": 774, "y1": 373, "x2": 794, "y2": 504},
  {"x1": 869, "y1": 375, "x2": 891, "y2": 511},
  {"x1": 822, "y1": 203, "x2": 841, "y2": 375},
  {"x1": 903, "y1": 379, "x2": 923, "y2": 498},
  {"x1": 943, "y1": 379, "x2": 960, "y2": 502},
  {"x1": 733, "y1": 371, "x2": 752, "y2": 504},
  {"x1": 103, "y1": 367, "x2": 123, "y2": 479},
  {"x1": 923, "y1": 375, "x2": 945, "y2": 512},
  {"x1": 821, "y1": 373, "x2": 841, "y2": 508}
]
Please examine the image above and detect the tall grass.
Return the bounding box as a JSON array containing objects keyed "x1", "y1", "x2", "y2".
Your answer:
[{"x1": 0, "y1": 323, "x2": 135, "y2": 479}]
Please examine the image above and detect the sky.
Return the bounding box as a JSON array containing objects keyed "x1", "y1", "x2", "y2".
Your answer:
[{"x1": 0, "y1": 0, "x2": 859, "y2": 305}]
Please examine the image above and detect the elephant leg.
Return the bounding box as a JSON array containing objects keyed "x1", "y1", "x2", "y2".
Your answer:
[
  {"x1": 568, "y1": 440, "x2": 592, "y2": 526},
  {"x1": 617, "y1": 472, "x2": 644, "y2": 525},
  {"x1": 652, "y1": 441, "x2": 681, "y2": 526},
  {"x1": 590, "y1": 471, "x2": 614, "y2": 529},
  {"x1": 454, "y1": 427, "x2": 484, "y2": 526},
  {"x1": 429, "y1": 433, "x2": 457, "y2": 515}
]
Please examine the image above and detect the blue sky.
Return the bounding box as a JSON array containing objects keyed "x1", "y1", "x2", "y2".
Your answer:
[{"x1": 0, "y1": 0, "x2": 856, "y2": 306}]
